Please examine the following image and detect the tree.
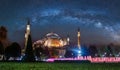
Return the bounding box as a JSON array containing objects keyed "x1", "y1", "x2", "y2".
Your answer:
[
  {"x1": 5, "y1": 45, "x2": 10, "y2": 60},
  {"x1": 105, "y1": 43, "x2": 114, "y2": 57},
  {"x1": 88, "y1": 45, "x2": 98, "y2": 57},
  {"x1": 0, "y1": 26, "x2": 10, "y2": 48},
  {"x1": 0, "y1": 41, "x2": 4, "y2": 60},
  {"x1": 22, "y1": 35, "x2": 35, "y2": 61},
  {"x1": 5, "y1": 42, "x2": 21, "y2": 60},
  {"x1": 0, "y1": 42, "x2": 4, "y2": 55},
  {"x1": 11, "y1": 42, "x2": 21, "y2": 58},
  {"x1": 0, "y1": 26, "x2": 7, "y2": 40}
]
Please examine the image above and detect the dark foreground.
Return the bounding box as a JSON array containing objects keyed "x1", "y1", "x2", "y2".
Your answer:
[{"x1": 0, "y1": 62, "x2": 120, "y2": 70}]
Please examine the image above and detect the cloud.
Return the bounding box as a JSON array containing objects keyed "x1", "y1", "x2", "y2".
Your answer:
[{"x1": 40, "y1": 9, "x2": 61, "y2": 17}]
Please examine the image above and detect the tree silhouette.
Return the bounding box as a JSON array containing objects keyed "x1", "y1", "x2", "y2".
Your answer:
[
  {"x1": 0, "y1": 26, "x2": 10, "y2": 48},
  {"x1": 4, "y1": 45, "x2": 10, "y2": 60},
  {"x1": 22, "y1": 35, "x2": 35, "y2": 61},
  {"x1": 88, "y1": 45, "x2": 98, "y2": 57},
  {"x1": 0, "y1": 26, "x2": 7, "y2": 40},
  {"x1": 105, "y1": 43, "x2": 114, "y2": 57},
  {"x1": 0, "y1": 42, "x2": 4, "y2": 55},
  {"x1": 0, "y1": 41, "x2": 4, "y2": 60},
  {"x1": 5, "y1": 42, "x2": 21, "y2": 60},
  {"x1": 11, "y1": 42, "x2": 21, "y2": 58}
]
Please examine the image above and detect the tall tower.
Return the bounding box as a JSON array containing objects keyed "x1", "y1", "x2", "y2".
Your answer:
[
  {"x1": 77, "y1": 28, "x2": 81, "y2": 49},
  {"x1": 24, "y1": 19, "x2": 31, "y2": 50},
  {"x1": 67, "y1": 35, "x2": 70, "y2": 45}
]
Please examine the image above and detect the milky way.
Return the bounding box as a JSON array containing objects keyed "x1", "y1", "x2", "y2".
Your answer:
[{"x1": 0, "y1": 0, "x2": 120, "y2": 45}]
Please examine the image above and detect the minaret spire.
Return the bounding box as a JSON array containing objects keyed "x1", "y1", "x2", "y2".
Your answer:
[
  {"x1": 77, "y1": 28, "x2": 81, "y2": 49},
  {"x1": 24, "y1": 19, "x2": 31, "y2": 51},
  {"x1": 26, "y1": 19, "x2": 30, "y2": 35},
  {"x1": 67, "y1": 34, "x2": 70, "y2": 45}
]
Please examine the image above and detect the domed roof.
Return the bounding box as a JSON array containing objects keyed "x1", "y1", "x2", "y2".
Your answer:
[
  {"x1": 44, "y1": 38, "x2": 63, "y2": 48},
  {"x1": 34, "y1": 32, "x2": 67, "y2": 48},
  {"x1": 46, "y1": 32, "x2": 60, "y2": 39}
]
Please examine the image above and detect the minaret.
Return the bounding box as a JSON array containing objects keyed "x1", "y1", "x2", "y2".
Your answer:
[
  {"x1": 67, "y1": 35, "x2": 70, "y2": 45},
  {"x1": 77, "y1": 28, "x2": 81, "y2": 49},
  {"x1": 25, "y1": 19, "x2": 31, "y2": 50}
]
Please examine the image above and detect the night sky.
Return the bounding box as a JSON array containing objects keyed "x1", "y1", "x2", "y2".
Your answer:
[{"x1": 0, "y1": 0, "x2": 120, "y2": 45}]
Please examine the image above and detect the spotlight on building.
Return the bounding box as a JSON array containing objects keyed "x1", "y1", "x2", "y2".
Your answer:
[{"x1": 78, "y1": 49, "x2": 82, "y2": 56}]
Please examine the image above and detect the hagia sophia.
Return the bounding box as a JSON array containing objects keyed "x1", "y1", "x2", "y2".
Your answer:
[{"x1": 23, "y1": 20, "x2": 81, "y2": 58}]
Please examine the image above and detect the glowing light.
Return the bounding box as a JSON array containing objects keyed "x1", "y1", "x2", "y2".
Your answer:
[
  {"x1": 27, "y1": 25, "x2": 30, "y2": 31},
  {"x1": 78, "y1": 51, "x2": 81, "y2": 54},
  {"x1": 78, "y1": 32, "x2": 80, "y2": 37},
  {"x1": 46, "y1": 56, "x2": 120, "y2": 63}
]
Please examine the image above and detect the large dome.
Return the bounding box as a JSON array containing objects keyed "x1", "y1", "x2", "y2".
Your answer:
[
  {"x1": 33, "y1": 32, "x2": 67, "y2": 48},
  {"x1": 44, "y1": 32, "x2": 66, "y2": 48},
  {"x1": 46, "y1": 32, "x2": 60, "y2": 39}
]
